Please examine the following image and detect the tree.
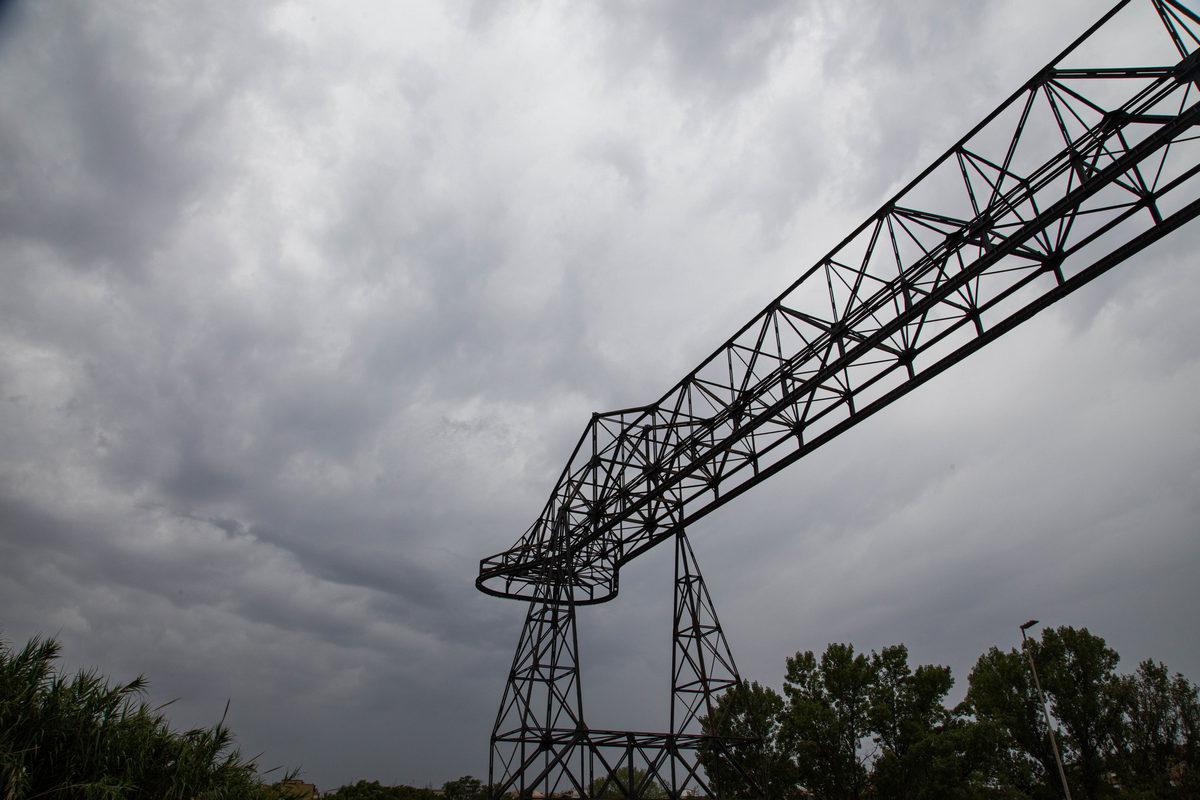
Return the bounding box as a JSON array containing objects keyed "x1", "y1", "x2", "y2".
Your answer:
[
  {"x1": 1175, "y1": 668, "x2": 1200, "y2": 796},
  {"x1": 1036, "y1": 627, "x2": 1124, "y2": 799},
  {"x1": 694, "y1": 627, "x2": 1200, "y2": 800},
  {"x1": 867, "y1": 644, "x2": 987, "y2": 800},
  {"x1": 323, "y1": 780, "x2": 391, "y2": 800},
  {"x1": 780, "y1": 643, "x2": 875, "y2": 800},
  {"x1": 588, "y1": 767, "x2": 667, "y2": 798},
  {"x1": 868, "y1": 645, "x2": 952, "y2": 757},
  {"x1": 441, "y1": 777, "x2": 482, "y2": 800},
  {"x1": 967, "y1": 626, "x2": 1166, "y2": 799},
  {"x1": 700, "y1": 680, "x2": 795, "y2": 799},
  {"x1": 442, "y1": 775, "x2": 484, "y2": 800},
  {"x1": 323, "y1": 780, "x2": 439, "y2": 800},
  {"x1": 965, "y1": 645, "x2": 1058, "y2": 799},
  {"x1": 1115, "y1": 659, "x2": 1200, "y2": 797}
]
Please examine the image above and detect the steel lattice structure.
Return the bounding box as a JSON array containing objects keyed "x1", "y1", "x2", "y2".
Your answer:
[{"x1": 478, "y1": 2, "x2": 1200, "y2": 797}]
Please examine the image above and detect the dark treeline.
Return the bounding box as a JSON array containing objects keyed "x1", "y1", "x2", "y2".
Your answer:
[
  {"x1": 322, "y1": 775, "x2": 486, "y2": 800},
  {"x1": 701, "y1": 625, "x2": 1199, "y2": 799},
  {"x1": 4, "y1": 629, "x2": 1196, "y2": 799}
]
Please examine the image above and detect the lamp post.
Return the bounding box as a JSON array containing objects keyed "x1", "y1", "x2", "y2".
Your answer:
[{"x1": 1020, "y1": 619, "x2": 1073, "y2": 800}]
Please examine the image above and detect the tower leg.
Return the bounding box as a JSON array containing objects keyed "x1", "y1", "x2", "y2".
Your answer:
[
  {"x1": 668, "y1": 528, "x2": 745, "y2": 797},
  {"x1": 672, "y1": 528, "x2": 740, "y2": 734},
  {"x1": 489, "y1": 578, "x2": 588, "y2": 799}
]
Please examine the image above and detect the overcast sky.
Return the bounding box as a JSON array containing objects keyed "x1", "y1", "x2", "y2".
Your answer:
[{"x1": 1, "y1": 0, "x2": 1198, "y2": 790}]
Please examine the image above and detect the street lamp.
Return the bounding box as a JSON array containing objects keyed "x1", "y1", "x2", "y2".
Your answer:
[{"x1": 1020, "y1": 619, "x2": 1072, "y2": 800}]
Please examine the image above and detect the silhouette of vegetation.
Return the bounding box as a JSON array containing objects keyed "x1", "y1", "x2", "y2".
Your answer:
[
  {"x1": 442, "y1": 775, "x2": 485, "y2": 800},
  {"x1": 4, "y1": 628, "x2": 1194, "y2": 798},
  {"x1": 589, "y1": 766, "x2": 666, "y2": 798},
  {"x1": 965, "y1": 626, "x2": 1200, "y2": 799},
  {"x1": 322, "y1": 779, "x2": 441, "y2": 800},
  {"x1": 701, "y1": 626, "x2": 1198, "y2": 799},
  {"x1": 0, "y1": 635, "x2": 287, "y2": 799},
  {"x1": 321, "y1": 775, "x2": 490, "y2": 800},
  {"x1": 701, "y1": 680, "x2": 794, "y2": 799}
]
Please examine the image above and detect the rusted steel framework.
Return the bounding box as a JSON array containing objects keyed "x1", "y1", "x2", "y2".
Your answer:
[{"x1": 480, "y1": 2, "x2": 1200, "y2": 797}]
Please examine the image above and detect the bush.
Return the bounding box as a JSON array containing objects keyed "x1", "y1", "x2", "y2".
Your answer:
[{"x1": 0, "y1": 635, "x2": 281, "y2": 799}]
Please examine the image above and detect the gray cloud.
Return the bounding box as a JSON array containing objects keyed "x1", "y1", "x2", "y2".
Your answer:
[{"x1": 1, "y1": 0, "x2": 1197, "y2": 790}]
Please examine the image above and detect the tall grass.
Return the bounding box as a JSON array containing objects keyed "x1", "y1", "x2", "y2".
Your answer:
[{"x1": 0, "y1": 635, "x2": 286, "y2": 800}]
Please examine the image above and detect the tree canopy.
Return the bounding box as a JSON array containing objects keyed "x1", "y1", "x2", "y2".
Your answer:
[
  {"x1": 701, "y1": 626, "x2": 1198, "y2": 799},
  {"x1": 322, "y1": 779, "x2": 442, "y2": 800}
]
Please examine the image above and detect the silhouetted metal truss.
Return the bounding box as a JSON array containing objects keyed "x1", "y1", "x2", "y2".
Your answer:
[
  {"x1": 490, "y1": 526, "x2": 751, "y2": 799},
  {"x1": 481, "y1": 2, "x2": 1200, "y2": 798}
]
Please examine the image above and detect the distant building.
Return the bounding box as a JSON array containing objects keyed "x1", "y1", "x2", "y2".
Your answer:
[{"x1": 276, "y1": 778, "x2": 320, "y2": 799}]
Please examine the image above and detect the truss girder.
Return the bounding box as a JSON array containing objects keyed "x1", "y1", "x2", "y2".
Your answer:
[{"x1": 477, "y1": 0, "x2": 1200, "y2": 604}]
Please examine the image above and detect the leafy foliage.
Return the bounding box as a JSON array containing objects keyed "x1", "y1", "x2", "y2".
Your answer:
[
  {"x1": 866, "y1": 644, "x2": 973, "y2": 800},
  {"x1": 780, "y1": 644, "x2": 875, "y2": 800},
  {"x1": 0, "y1": 635, "x2": 282, "y2": 800},
  {"x1": 322, "y1": 779, "x2": 440, "y2": 800},
  {"x1": 963, "y1": 645, "x2": 1057, "y2": 797},
  {"x1": 589, "y1": 767, "x2": 666, "y2": 799},
  {"x1": 1037, "y1": 626, "x2": 1125, "y2": 797},
  {"x1": 967, "y1": 627, "x2": 1200, "y2": 799},
  {"x1": 321, "y1": 775, "x2": 486, "y2": 800},
  {"x1": 441, "y1": 775, "x2": 484, "y2": 800},
  {"x1": 1116, "y1": 659, "x2": 1200, "y2": 797},
  {"x1": 701, "y1": 680, "x2": 794, "y2": 799},
  {"x1": 698, "y1": 629, "x2": 1198, "y2": 799}
]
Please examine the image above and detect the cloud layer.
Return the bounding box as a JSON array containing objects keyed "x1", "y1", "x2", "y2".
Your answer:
[{"x1": 1, "y1": 0, "x2": 1197, "y2": 788}]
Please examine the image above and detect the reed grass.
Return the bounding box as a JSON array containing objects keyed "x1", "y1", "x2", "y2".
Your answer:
[{"x1": 0, "y1": 635, "x2": 288, "y2": 800}]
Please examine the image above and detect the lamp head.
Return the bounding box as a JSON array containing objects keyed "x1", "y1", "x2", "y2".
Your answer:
[{"x1": 1020, "y1": 619, "x2": 1039, "y2": 632}]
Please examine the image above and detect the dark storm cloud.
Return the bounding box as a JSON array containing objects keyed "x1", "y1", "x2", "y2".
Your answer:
[
  {"x1": 0, "y1": 2, "x2": 266, "y2": 270},
  {"x1": 2, "y1": 0, "x2": 1197, "y2": 791},
  {"x1": 599, "y1": 0, "x2": 802, "y2": 97}
]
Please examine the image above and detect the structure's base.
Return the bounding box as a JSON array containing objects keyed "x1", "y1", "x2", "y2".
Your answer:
[
  {"x1": 493, "y1": 727, "x2": 745, "y2": 798},
  {"x1": 488, "y1": 529, "x2": 759, "y2": 799}
]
